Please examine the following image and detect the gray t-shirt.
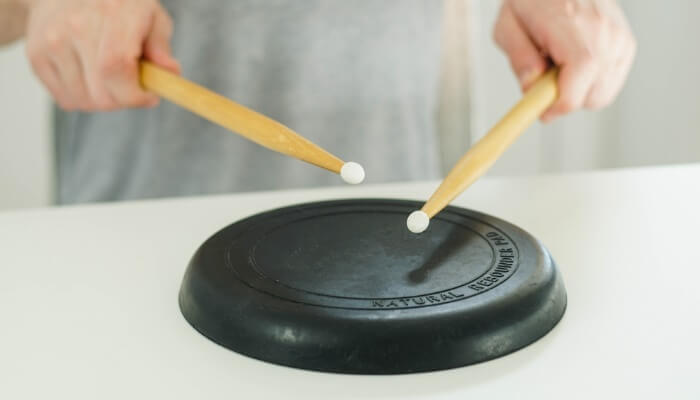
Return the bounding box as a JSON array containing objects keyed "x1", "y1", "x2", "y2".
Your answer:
[{"x1": 54, "y1": 0, "x2": 443, "y2": 204}]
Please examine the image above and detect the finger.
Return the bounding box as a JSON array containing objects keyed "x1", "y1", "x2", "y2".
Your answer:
[
  {"x1": 580, "y1": 19, "x2": 625, "y2": 109},
  {"x1": 71, "y1": 11, "x2": 116, "y2": 110},
  {"x1": 584, "y1": 37, "x2": 635, "y2": 109},
  {"x1": 51, "y1": 44, "x2": 92, "y2": 110},
  {"x1": 542, "y1": 62, "x2": 598, "y2": 122},
  {"x1": 493, "y1": 4, "x2": 548, "y2": 90},
  {"x1": 32, "y1": 59, "x2": 69, "y2": 109},
  {"x1": 96, "y1": 10, "x2": 159, "y2": 109},
  {"x1": 143, "y1": 6, "x2": 180, "y2": 74},
  {"x1": 26, "y1": 39, "x2": 65, "y2": 106},
  {"x1": 542, "y1": 26, "x2": 600, "y2": 122},
  {"x1": 26, "y1": 28, "x2": 78, "y2": 110}
]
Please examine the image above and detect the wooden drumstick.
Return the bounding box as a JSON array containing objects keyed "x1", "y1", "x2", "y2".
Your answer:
[
  {"x1": 407, "y1": 68, "x2": 559, "y2": 233},
  {"x1": 139, "y1": 61, "x2": 365, "y2": 184}
]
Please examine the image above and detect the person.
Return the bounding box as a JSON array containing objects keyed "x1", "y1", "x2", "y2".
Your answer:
[{"x1": 0, "y1": 0, "x2": 635, "y2": 204}]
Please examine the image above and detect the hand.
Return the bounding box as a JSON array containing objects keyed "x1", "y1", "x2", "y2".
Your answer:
[
  {"x1": 24, "y1": 0, "x2": 180, "y2": 111},
  {"x1": 493, "y1": 0, "x2": 636, "y2": 122}
]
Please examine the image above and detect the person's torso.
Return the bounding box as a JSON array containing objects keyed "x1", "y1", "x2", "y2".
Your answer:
[{"x1": 55, "y1": 0, "x2": 444, "y2": 204}]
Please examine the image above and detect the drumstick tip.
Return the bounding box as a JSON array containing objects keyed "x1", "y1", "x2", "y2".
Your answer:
[
  {"x1": 340, "y1": 162, "x2": 365, "y2": 184},
  {"x1": 406, "y1": 210, "x2": 430, "y2": 234}
]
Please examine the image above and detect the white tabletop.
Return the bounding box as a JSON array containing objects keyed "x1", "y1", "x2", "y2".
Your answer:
[{"x1": 1, "y1": 164, "x2": 699, "y2": 399}]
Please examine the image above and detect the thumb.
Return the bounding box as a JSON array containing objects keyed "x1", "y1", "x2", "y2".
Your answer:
[
  {"x1": 493, "y1": 4, "x2": 548, "y2": 90},
  {"x1": 143, "y1": 7, "x2": 181, "y2": 74}
]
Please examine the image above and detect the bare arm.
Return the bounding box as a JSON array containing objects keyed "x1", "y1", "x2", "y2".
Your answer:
[{"x1": 0, "y1": 0, "x2": 29, "y2": 45}]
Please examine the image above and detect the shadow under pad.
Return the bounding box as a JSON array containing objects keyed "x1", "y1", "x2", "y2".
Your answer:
[{"x1": 179, "y1": 199, "x2": 567, "y2": 374}]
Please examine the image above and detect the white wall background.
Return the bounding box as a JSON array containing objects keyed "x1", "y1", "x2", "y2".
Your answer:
[{"x1": 1, "y1": 0, "x2": 699, "y2": 211}]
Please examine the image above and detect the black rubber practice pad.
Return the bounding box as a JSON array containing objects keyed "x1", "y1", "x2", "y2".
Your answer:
[{"x1": 179, "y1": 199, "x2": 566, "y2": 374}]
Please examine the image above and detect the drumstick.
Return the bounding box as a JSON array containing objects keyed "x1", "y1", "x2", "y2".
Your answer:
[
  {"x1": 406, "y1": 68, "x2": 559, "y2": 233},
  {"x1": 139, "y1": 61, "x2": 365, "y2": 184}
]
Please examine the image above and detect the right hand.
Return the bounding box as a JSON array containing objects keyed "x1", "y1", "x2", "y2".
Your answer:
[{"x1": 24, "y1": 0, "x2": 181, "y2": 111}]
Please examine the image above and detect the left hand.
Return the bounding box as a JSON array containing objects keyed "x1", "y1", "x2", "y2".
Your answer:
[{"x1": 493, "y1": 0, "x2": 636, "y2": 122}]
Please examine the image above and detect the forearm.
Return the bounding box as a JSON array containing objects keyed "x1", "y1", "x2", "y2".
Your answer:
[{"x1": 0, "y1": 0, "x2": 30, "y2": 45}]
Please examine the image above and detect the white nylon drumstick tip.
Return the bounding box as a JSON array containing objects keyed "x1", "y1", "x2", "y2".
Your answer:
[
  {"x1": 340, "y1": 162, "x2": 365, "y2": 184},
  {"x1": 406, "y1": 210, "x2": 430, "y2": 234}
]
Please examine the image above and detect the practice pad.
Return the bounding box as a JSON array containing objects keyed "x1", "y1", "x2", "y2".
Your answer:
[{"x1": 179, "y1": 199, "x2": 567, "y2": 374}]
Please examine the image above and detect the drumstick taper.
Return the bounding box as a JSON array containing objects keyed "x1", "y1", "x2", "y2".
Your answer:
[
  {"x1": 407, "y1": 68, "x2": 559, "y2": 233},
  {"x1": 139, "y1": 61, "x2": 365, "y2": 184}
]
